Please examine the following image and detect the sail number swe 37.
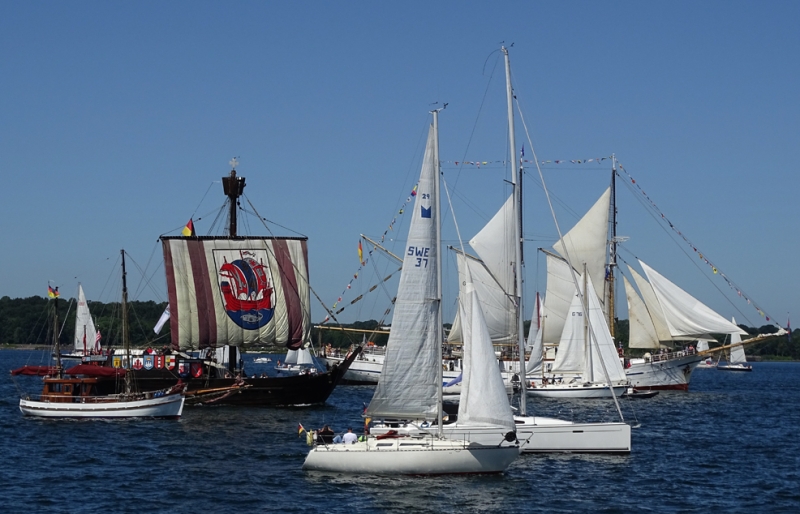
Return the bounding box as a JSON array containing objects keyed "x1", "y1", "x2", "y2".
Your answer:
[{"x1": 407, "y1": 246, "x2": 430, "y2": 268}]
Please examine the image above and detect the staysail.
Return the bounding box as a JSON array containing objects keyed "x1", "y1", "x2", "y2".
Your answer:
[
  {"x1": 623, "y1": 275, "x2": 661, "y2": 349},
  {"x1": 73, "y1": 284, "x2": 100, "y2": 355},
  {"x1": 162, "y1": 236, "x2": 311, "y2": 351},
  {"x1": 638, "y1": 260, "x2": 746, "y2": 338},
  {"x1": 366, "y1": 125, "x2": 440, "y2": 421}
]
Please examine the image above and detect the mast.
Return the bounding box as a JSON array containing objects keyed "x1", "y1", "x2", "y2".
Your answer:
[
  {"x1": 53, "y1": 294, "x2": 62, "y2": 378},
  {"x1": 607, "y1": 155, "x2": 617, "y2": 338},
  {"x1": 503, "y1": 45, "x2": 528, "y2": 416},
  {"x1": 432, "y1": 108, "x2": 444, "y2": 437},
  {"x1": 222, "y1": 158, "x2": 246, "y2": 237},
  {"x1": 121, "y1": 249, "x2": 131, "y2": 394}
]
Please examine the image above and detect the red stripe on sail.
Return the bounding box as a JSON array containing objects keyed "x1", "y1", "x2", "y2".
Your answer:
[
  {"x1": 163, "y1": 240, "x2": 180, "y2": 351},
  {"x1": 188, "y1": 240, "x2": 215, "y2": 348},
  {"x1": 273, "y1": 239, "x2": 303, "y2": 350}
]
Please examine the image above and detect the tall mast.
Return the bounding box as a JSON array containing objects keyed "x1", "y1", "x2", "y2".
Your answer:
[
  {"x1": 607, "y1": 155, "x2": 617, "y2": 338},
  {"x1": 121, "y1": 249, "x2": 131, "y2": 393},
  {"x1": 503, "y1": 45, "x2": 527, "y2": 416},
  {"x1": 432, "y1": 108, "x2": 444, "y2": 438},
  {"x1": 222, "y1": 158, "x2": 246, "y2": 237},
  {"x1": 53, "y1": 294, "x2": 62, "y2": 378}
]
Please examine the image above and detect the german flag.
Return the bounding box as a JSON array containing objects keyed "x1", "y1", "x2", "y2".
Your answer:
[
  {"x1": 182, "y1": 219, "x2": 195, "y2": 237},
  {"x1": 47, "y1": 286, "x2": 59, "y2": 299}
]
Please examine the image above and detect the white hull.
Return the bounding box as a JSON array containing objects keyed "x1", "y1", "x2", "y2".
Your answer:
[
  {"x1": 372, "y1": 417, "x2": 630, "y2": 454},
  {"x1": 303, "y1": 437, "x2": 520, "y2": 474},
  {"x1": 19, "y1": 393, "x2": 184, "y2": 419},
  {"x1": 320, "y1": 353, "x2": 465, "y2": 385},
  {"x1": 625, "y1": 353, "x2": 703, "y2": 390},
  {"x1": 526, "y1": 383, "x2": 628, "y2": 399},
  {"x1": 717, "y1": 363, "x2": 752, "y2": 372}
]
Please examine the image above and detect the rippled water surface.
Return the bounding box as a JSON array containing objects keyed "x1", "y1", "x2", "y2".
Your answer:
[{"x1": 3, "y1": 349, "x2": 799, "y2": 513}]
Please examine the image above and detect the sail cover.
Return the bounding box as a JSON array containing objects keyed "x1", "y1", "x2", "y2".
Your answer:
[
  {"x1": 73, "y1": 284, "x2": 99, "y2": 355},
  {"x1": 367, "y1": 125, "x2": 440, "y2": 421},
  {"x1": 162, "y1": 236, "x2": 311, "y2": 351},
  {"x1": 552, "y1": 187, "x2": 611, "y2": 309},
  {"x1": 639, "y1": 260, "x2": 746, "y2": 338},
  {"x1": 457, "y1": 282, "x2": 515, "y2": 430}
]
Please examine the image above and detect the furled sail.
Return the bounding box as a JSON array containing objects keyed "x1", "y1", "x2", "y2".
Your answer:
[
  {"x1": 623, "y1": 275, "x2": 661, "y2": 349},
  {"x1": 728, "y1": 317, "x2": 747, "y2": 364},
  {"x1": 162, "y1": 236, "x2": 311, "y2": 351},
  {"x1": 457, "y1": 281, "x2": 515, "y2": 430},
  {"x1": 639, "y1": 260, "x2": 746, "y2": 338},
  {"x1": 552, "y1": 187, "x2": 611, "y2": 308},
  {"x1": 73, "y1": 284, "x2": 99, "y2": 355},
  {"x1": 366, "y1": 125, "x2": 440, "y2": 421}
]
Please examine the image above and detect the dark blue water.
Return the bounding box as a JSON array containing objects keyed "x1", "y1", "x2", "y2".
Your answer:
[{"x1": 3, "y1": 349, "x2": 799, "y2": 513}]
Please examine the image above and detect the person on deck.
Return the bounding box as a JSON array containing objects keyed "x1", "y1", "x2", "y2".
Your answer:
[{"x1": 342, "y1": 427, "x2": 358, "y2": 444}]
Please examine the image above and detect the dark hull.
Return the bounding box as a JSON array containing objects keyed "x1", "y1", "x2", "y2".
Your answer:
[{"x1": 96, "y1": 348, "x2": 360, "y2": 406}]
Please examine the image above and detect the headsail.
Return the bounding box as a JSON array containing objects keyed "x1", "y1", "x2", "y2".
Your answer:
[
  {"x1": 541, "y1": 252, "x2": 577, "y2": 345},
  {"x1": 623, "y1": 275, "x2": 661, "y2": 349},
  {"x1": 457, "y1": 282, "x2": 515, "y2": 430},
  {"x1": 639, "y1": 260, "x2": 746, "y2": 338},
  {"x1": 728, "y1": 317, "x2": 747, "y2": 364},
  {"x1": 162, "y1": 236, "x2": 311, "y2": 351},
  {"x1": 73, "y1": 285, "x2": 99, "y2": 356},
  {"x1": 366, "y1": 125, "x2": 440, "y2": 421}
]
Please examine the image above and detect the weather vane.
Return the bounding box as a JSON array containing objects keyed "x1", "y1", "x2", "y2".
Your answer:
[{"x1": 229, "y1": 157, "x2": 239, "y2": 170}]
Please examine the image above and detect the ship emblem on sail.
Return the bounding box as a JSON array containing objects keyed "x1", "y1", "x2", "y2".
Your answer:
[{"x1": 214, "y1": 249, "x2": 275, "y2": 330}]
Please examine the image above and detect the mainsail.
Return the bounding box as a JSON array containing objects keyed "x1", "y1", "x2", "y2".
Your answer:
[
  {"x1": 366, "y1": 125, "x2": 440, "y2": 421},
  {"x1": 550, "y1": 273, "x2": 627, "y2": 384},
  {"x1": 73, "y1": 284, "x2": 99, "y2": 355},
  {"x1": 162, "y1": 236, "x2": 311, "y2": 351},
  {"x1": 639, "y1": 260, "x2": 746, "y2": 338},
  {"x1": 552, "y1": 187, "x2": 611, "y2": 309}
]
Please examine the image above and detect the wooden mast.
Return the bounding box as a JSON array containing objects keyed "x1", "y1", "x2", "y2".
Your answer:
[
  {"x1": 121, "y1": 249, "x2": 131, "y2": 394},
  {"x1": 222, "y1": 158, "x2": 246, "y2": 237}
]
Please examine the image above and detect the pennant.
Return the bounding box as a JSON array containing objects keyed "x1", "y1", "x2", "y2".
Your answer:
[
  {"x1": 182, "y1": 219, "x2": 195, "y2": 237},
  {"x1": 47, "y1": 286, "x2": 59, "y2": 299},
  {"x1": 298, "y1": 423, "x2": 305, "y2": 437},
  {"x1": 358, "y1": 240, "x2": 364, "y2": 265},
  {"x1": 154, "y1": 305, "x2": 171, "y2": 334}
]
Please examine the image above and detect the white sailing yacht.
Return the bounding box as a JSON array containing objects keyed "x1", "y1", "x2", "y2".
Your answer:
[
  {"x1": 717, "y1": 317, "x2": 753, "y2": 371},
  {"x1": 275, "y1": 346, "x2": 317, "y2": 375},
  {"x1": 695, "y1": 339, "x2": 717, "y2": 368},
  {"x1": 303, "y1": 111, "x2": 520, "y2": 474}
]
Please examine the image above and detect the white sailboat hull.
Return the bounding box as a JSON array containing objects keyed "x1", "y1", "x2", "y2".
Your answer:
[
  {"x1": 320, "y1": 353, "x2": 465, "y2": 385},
  {"x1": 717, "y1": 363, "x2": 752, "y2": 372},
  {"x1": 526, "y1": 383, "x2": 628, "y2": 399},
  {"x1": 19, "y1": 393, "x2": 184, "y2": 419},
  {"x1": 303, "y1": 437, "x2": 520, "y2": 475},
  {"x1": 625, "y1": 353, "x2": 703, "y2": 390},
  {"x1": 371, "y1": 418, "x2": 630, "y2": 454}
]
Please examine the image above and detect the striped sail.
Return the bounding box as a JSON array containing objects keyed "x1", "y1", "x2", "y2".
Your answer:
[
  {"x1": 366, "y1": 125, "x2": 440, "y2": 421},
  {"x1": 162, "y1": 236, "x2": 310, "y2": 351}
]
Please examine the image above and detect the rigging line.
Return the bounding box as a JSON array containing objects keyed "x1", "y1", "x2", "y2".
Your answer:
[
  {"x1": 614, "y1": 169, "x2": 770, "y2": 326},
  {"x1": 190, "y1": 181, "x2": 219, "y2": 219},
  {"x1": 515, "y1": 93, "x2": 626, "y2": 422}
]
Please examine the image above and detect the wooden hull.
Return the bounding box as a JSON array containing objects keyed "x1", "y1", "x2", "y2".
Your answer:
[
  {"x1": 302, "y1": 437, "x2": 520, "y2": 475},
  {"x1": 19, "y1": 393, "x2": 184, "y2": 419},
  {"x1": 99, "y1": 348, "x2": 360, "y2": 406}
]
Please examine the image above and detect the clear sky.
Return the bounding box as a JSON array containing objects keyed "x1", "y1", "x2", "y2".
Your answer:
[{"x1": 2, "y1": 1, "x2": 798, "y2": 330}]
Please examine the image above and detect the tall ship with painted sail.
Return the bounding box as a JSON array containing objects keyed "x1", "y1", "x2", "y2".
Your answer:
[{"x1": 119, "y1": 162, "x2": 358, "y2": 406}]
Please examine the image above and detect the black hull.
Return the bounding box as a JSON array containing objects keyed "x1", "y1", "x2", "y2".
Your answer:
[{"x1": 96, "y1": 348, "x2": 360, "y2": 407}]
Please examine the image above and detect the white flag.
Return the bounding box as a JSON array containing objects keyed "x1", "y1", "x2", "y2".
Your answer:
[{"x1": 154, "y1": 305, "x2": 170, "y2": 334}]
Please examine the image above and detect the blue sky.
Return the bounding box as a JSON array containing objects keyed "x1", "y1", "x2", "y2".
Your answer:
[{"x1": 2, "y1": 1, "x2": 798, "y2": 330}]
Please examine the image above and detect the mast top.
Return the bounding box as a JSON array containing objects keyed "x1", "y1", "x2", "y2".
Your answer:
[{"x1": 221, "y1": 161, "x2": 246, "y2": 237}]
